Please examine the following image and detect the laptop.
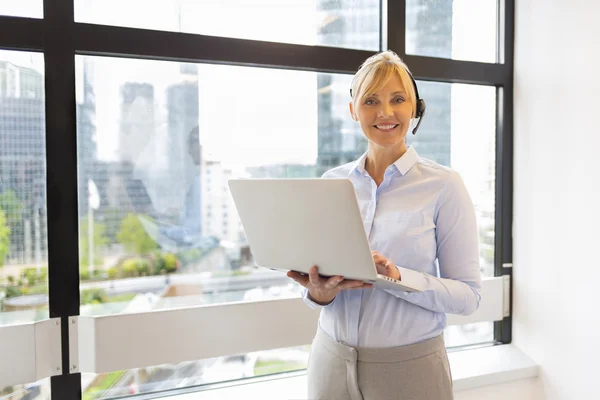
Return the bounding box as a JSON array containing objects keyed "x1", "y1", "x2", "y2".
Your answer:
[{"x1": 228, "y1": 178, "x2": 422, "y2": 292}]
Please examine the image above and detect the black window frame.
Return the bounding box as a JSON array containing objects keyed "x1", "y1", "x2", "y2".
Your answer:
[{"x1": 0, "y1": 0, "x2": 514, "y2": 398}]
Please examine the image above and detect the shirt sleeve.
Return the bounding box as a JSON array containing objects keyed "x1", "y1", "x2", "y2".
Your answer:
[
  {"x1": 383, "y1": 171, "x2": 483, "y2": 316},
  {"x1": 301, "y1": 287, "x2": 337, "y2": 309}
]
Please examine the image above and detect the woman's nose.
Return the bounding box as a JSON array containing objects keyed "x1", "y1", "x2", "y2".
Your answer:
[{"x1": 378, "y1": 103, "x2": 393, "y2": 117}]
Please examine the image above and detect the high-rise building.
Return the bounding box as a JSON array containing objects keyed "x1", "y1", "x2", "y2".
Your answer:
[
  {"x1": 166, "y1": 81, "x2": 199, "y2": 181},
  {"x1": 0, "y1": 58, "x2": 98, "y2": 263},
  {"x1": 77, "y1": 58, "x2": 98, "y2": 216},
  {"x1": 201, "y1": 160, "x2": 240, "y2": 243},
  {"x1": 405, "y1": 0, "x2": 452, "y2": 167},
  {"x1": 315, "y1": 0, "x2": 376, "y2": 175},
  {"x1": 0, "y1": 61, "x2": 47, "y2": 264},
  {"x1": 119, "y1": 82, "x2": 155, "y2": 165},
  {"x1": 103, "y1": 82, "x2": 157, "y2": 215},
  {"x1": 166, "y1": 66, "x2": 200, "y2": 223}
]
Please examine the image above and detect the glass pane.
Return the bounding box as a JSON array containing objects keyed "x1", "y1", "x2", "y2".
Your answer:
[
  {"x1": 408, "y1": 81, "x2": 496, "y2": 278},
  {"x1": 81, "y1": 346, "x2": 309, "y2": 398},
  {"x1": 76, "y1": 55, "x2": 364, "y2": 318},
  {"x1": 74, "y1": 0, "x2": 380, "y2": 51},
  {"x1": 76, "y1": 56, "x2": 495, "y2": 298},
  {"x1": 76, "y1": 56, "x2": 497, "y2": 395},
  {"x1": 406, "y1": 0, "x2": 498, "y2": 63},
  {"x1": 0, "y1": 50, "x2": 49, "y2": 327},
  {"x1": 1, "y1": 378, "x2": 49, "y2": 399},
  {"x1": 0, "y1": 0, "x2": 42, "y2": 18},
  {"x1": 445, "y1": 322, "x2": 494, "y2": 348}
]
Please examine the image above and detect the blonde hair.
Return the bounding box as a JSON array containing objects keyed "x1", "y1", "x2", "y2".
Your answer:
[{"x1": 350, "y1": 50, "x2": 417, "y2": 117}]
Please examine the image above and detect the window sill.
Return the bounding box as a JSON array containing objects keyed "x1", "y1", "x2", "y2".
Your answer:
[{"x1": 149, "y1": 344, "x2": 538, "y2": 399}]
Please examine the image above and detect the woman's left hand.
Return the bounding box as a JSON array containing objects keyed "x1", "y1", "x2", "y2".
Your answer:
[{"x1": 372, "y1": 251, "x2": 401, "y2": 280}]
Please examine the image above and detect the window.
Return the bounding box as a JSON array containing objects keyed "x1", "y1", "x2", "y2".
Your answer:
[
  {"x1": 0, "y1": 1, "x2": 42, "y2": 18},
  {"x1": 1, "y1": 0, "x2": 513, "y2": 398},
  {"x1": 0, "y1": 50, "x2": 48, "y2": 325},
  {"x1": 409, "y1": 81, "x2": 496, "y2": 278},
  {"x1": 74, "y1": 0, "x2": 381, "y2": 51},
  {"x1": 77, "y1": 56, "x2": 317, "y2": 313},
  {"x1": 82, "y1": 347, "x2": 310, "y2": 398},
  {"x1": 1, "y1": 378, "x2": 48, "y2": 400},
  {"x1": 406, "y1": 0, "x2": 498, "y2": 63},
  {"x1": 0, "y1": 49, "x2": 47, "y2": 400}
]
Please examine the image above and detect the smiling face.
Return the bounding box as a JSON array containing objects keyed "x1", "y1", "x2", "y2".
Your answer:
[{"x1": 350, "y1": 73, "x2": 414, "y2": 151}]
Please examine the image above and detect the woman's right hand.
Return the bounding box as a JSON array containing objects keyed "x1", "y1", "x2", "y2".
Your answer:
[{"x1": 287, "y1": 266, "x2": 373, "y2": 305}]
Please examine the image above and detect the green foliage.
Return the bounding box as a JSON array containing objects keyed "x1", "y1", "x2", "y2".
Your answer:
[
  {"x1": 108, "y1": 252, "x2": 180, "y2": 280},
  {"x1": 118, "y1": 257, "x2": 152, "y2": 278},
  {"x1": 99, "y1": 207, "x2": 126, "y2": 244},
  {"x1": 107, "y1": 293, "x2": 137, "y2": 303},
  {"x1": 0, "y1": 189, "x2": 22, "y2": 239},
  {"x1": 135, "y1": 258, "x2": 151, "y2": 276},
  {"x1": 148, "y1": 251, "x2": 179, "y2": 275},
  {"x1": 153, "y1": 251, "x2": 166, "y2": 273},
  {"x1": 253, "y1": 359, "x2": 306, "y2": 376},
  {"x1": 81, "y1": 288, "x2": 108, "y2": 305},
  {"x1": 79, "y1": 216, "x2": 109, "y2": 267},
  {"x1": 212, "y1": 269, "x2": 251, "y2": 277},
  {"x1": 83, "y1": 370, "x2": 127, "y2": 400},
  {"x1": 6, "y1": 285, "x2": 22, "y2": 298},
  {"x1": 80, "y1": 267, "x2": 89, "y2": 282},
  {"x1": 23, "y1": 267, "x2": 46, "y2": 286},
  {"x1": 0, "y1": 208, "x2": 10, "y2": 267},
  {"x1": 0, "y1": 190, "x2": 23, "y2": 218},
  {"x1": 121, "y1": 258, "x2": 138, "y2": 276},
  {"x1": 117, "y1": 214, "x2": 158, "y2": 255},
  {"x1": 2, "y1": 268, "x2": 48, "y2": 298},
  {"x1": 107, "y1": 267, "x2": 119, "y2": 280},
  {"x1": 177, "y1": 247, "x2": 203, "y2": 266},
  {"x1": 161, "y1": 253, "x2": 178, "y2": 274}
]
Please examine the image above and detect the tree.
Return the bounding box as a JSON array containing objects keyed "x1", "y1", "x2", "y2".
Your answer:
[
  {"x1": 0, "y1": 208, "x2": 10, "y2": 267},
  {"x1": 79, "y1": 217, "x2": 109, "y2": 267},
  {"x1": 0, "y1": 190, "x2": 23, "y2": 255},
  {"x1": 117, "y1": 214, "x2": 158, "y2": 255},
  {"x1": 0, "y1": 190, "x2": 23, "y2": 224},
  {"x1": 99, "y1": 207, "x2": 125, "y2": 244}
]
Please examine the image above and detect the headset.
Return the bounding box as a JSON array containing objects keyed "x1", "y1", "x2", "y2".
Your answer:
[{"x1": 350, "y1": 69, "x2": 426, "y2": 135}]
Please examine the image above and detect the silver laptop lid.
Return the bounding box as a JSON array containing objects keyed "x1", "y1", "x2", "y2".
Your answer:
[{"x1": 228, "y1": 178, "x2": 377, "y2": 281}]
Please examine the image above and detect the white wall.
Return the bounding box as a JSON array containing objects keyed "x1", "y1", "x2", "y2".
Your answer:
[{"x1": 513, "y1": 1, "x2": 600, "y2": 399}]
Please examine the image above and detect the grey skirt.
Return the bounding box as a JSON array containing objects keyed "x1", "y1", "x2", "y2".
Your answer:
[{"x1": 307, "y1": 327, "x2": 453, "y2": 400}]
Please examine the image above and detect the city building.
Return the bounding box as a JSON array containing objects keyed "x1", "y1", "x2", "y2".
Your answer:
[
  {"x1": 0, "y1": 61, "x2": 46, "y2": 264},
  {"x1": 201, "y1": 159, "x2": 240, "y2": 244}
]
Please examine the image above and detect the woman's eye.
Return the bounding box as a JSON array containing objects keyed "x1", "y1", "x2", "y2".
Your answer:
[
  {"x1": 365, "y1": 99, "x2": 376, "y2": 105},
  {"x1": 394, "y1": 97, "x2": 405, "y2": 103}
]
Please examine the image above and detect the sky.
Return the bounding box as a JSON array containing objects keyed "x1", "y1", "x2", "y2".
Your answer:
[{"x1": 83, "y1": 0, "x2": 325, "y2": 168}]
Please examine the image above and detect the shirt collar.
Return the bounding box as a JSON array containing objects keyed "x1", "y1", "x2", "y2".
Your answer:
[
  {"x1": 349, "y1": 146, "x2": 419, "y2": 177},
  {"x1": 349, "y1": 151, "x2": 369, "y2": 176},
  {"x1": 393, "y1": 146, "x2": 419, "y2": 176}
]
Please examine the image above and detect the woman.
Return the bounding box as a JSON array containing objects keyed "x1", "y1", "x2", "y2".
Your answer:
[{"x1": 287, "y1": 50, "x2": 482, "y2": 400}]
